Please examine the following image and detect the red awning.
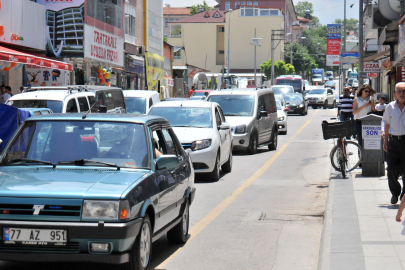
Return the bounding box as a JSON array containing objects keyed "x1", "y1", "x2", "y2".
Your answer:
[{"x1": 0, "y1": 46, "x2": 73, "y2": 71}]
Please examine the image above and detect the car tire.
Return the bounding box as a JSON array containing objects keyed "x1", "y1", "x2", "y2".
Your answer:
[
  {"x1": 210, "y1": 152, "x2": 221, "y2": 181},
  {"x1": 323, "y1": 101, "x2": 328, "y2": 109},
  {"x1": 221, "y1": 147, "x2": 232, "y2": 173},
  {"x1": 305, "y1": 107, "x2": 308, "y2": 115},
  {"x1": 268, "y1": 128, "x2": 278, "y2": 151},
  {"x1": 312, "y1": 105, "x2": 317, "y2": 109},
  {"x1": 247, "y1": 133, "x2": 258, "y2": 155},
  {"x1": 167, "y1": 201, "x2": 189, "y2": 244},
  {"x1": 117, "y1": 215, "x2": 152, "y2": 270}
]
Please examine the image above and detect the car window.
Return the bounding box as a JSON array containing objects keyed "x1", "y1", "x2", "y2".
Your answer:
[
  {"x1": 215, "y1": 108, "x2": 222, "y2": 127},
  {"x1": 78, "y1": 97, "x2": 89, "y2": 112},
  {"x1": 103, "y1": 91, "x2": 115, "y2": 111},
  {"x1": 66, "y1": 98, "x2": 78, "y2": 113},
  {"x1": 208, "y1": 95, "x2": 254, "y2": 116},
  {"x1": 258, "y1": 95, "x2": 265, "y2": 112},
  {"x1": 149, "y1": 98, "x2": 153, "y2": 108},
  {"x1": 111, "y1": 90, "x2": 124, "y2": 109},
  {"x1": 217, "y1": 106, "x2": 226, "y2": 122},
  {"x1": 42, "y1": 110, "x2": 50, "y2": 115},
  {"x1": 161, "y1": 129, "x2": 177, "y2": 156},
  {"x1": 34, "y1": 111, "x2": 41, "y2": 116},
  {"x1": 149, "y1": 107, "x2": 212, "y2": 128}
]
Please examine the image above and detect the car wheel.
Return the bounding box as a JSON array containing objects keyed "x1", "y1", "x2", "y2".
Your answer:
[
  {"x1": 323, "y1": 101, "x2": 328, "y2": 109},
  {"x1": 117, "y1": 215, "x2": 152, "y2": 270},
  {"x1": 268, "y1": 128, "x2": 278, "y2": 151},
  {"x1": 210, "y1": 152, "x2": 221, "y2": 181},
  {"x1": 312, "y1": 105, "x2": 317, "y2": 109},
  {"x1": 247, "y1": 133, "x2": 258, "y2": 155},
  {"x1": 305, "y1": 107, "x2": 308, "y2": 115},
  {"x1": 221, "y1": 147, "x2": 232, "y2": 173},
  {"x1": 167, "y1": 201, "x2": 189, "y2": 244}
]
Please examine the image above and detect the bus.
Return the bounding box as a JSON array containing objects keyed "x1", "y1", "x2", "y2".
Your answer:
[{"x1": 275, "y1": 75, "x2": 303, "y2": 93}]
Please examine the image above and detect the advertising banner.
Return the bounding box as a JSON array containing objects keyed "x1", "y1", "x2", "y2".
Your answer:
[
  {"x1": 327, "y1": 24, "x2": 341, "y2": 66},
  {"x1": 84, "y1": 25, "x2": 124, "y2": 67},
  {"x1": 145, "y1": 52, "x2": 164, "y2": 91},
  {"x1": 146, "y1": 0, "x2": 164, "y2": 57},
  {"x1": 364, "y1": 62, "x2": 382, "y2": 73},
  {"x1": 25, "y1": 65, "x2": 67, "y2": 87},
  {"x1": 0, "y1": 0, "x2": 46, "y2": 51}
]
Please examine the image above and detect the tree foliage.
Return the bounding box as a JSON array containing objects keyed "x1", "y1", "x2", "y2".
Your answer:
[
  {"x1": 295, "y1": 1, "x2": 320, "y2": 27},
  {"x1": 190, "y1": 1, "x2": 211, "y2": 15},
  {"x1": 334, "y1": 18, "x2": 359, "y2": 32},
  {"x1": 260, "y1": 60, "x2": 295, "y2": 79}
]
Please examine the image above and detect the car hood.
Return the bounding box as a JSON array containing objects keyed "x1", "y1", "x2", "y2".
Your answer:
[
  {"x1": 307, "y1": 94, "x2": 326, "y2": 98},
  {"x1": 222, "y1": 116, "x2": 254, "y2": 128},
  {"x1": 286, "y1": 100, "x2": 303, "y2": 106},
  {"x1": 172, "y1": 127, "x2": 213, "y2": 143},
  {"x1": 0, "y1": 167, "x2": 148, "y2": 199}
]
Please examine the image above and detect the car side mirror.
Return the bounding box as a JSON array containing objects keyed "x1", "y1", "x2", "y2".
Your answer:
[
  {"x1": 219, "y1": 123, "x2": 230, "y2": 130},
  {"x1": 259, "y1": 111, "x2": 268, "y2": 117},
  {"x1": 98, "y1": 105, "x2": 107, "y2": 113},
  {"x1": 155, "y1": 155, "x2": 179, "y2": 170}
]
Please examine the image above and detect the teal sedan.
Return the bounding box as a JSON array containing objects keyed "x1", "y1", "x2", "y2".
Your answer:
[{"x1": 0, "y1": 113, "x2": 195, "y2": 269}]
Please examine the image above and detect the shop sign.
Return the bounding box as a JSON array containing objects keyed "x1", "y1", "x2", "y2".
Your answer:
[
  {"x1": 84, "y1": 25, "x2": 124, "y2": 67},
  {"x1": 368, "y1": 73, "x2": 378, "y2": 78},
  {"x1": 188, "y1": 68, "x2": 201, "y2": 79},
  {"x1": 0, "y1": 0, "x2": 46, "y2": 50},
  {"x1": 111, "y1": 74, "x2": 117, "y2": 86},
  {"x1": 77, "y1": 64, "x2": 82, "y2": 70},
  {"x1": 396, "y1": 67, "x2": 405, "y2": 83},
  {"x1": 168, "y1": 78, "x2": 174, "y2": 86},
  {"x1": 363, "y1": 62, "x2": 382, "y2": 73},
  {"x1": 146, "y1": 0, "x2": 163, "y2": 56},
  {"x1": 26, "y1": 65, "x2": 67, "y2": 87},
  {"x1": 145, "y1": 52, "x2": 164, "y2": 91}
]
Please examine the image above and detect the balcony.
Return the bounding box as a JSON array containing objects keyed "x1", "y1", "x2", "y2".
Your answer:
[{"x1": 168, "y1": 34, "x2": 181, "y2": 38}]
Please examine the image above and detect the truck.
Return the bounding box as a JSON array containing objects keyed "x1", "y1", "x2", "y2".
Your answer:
[{"x1": 311, "y1": 68, "x2": 325, "y2": 85}]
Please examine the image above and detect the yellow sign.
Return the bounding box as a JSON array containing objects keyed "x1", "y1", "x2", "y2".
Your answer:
[{"x1": 145, "y1": 52, "x2": 164, "y2": 91}]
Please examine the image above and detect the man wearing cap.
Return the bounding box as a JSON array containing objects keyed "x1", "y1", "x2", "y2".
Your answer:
[{"x1": 383, "y1": 82, "x2": 405, "y2": 204}]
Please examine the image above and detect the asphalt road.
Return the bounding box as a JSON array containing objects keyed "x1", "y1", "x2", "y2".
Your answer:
[{"x1": 0, "y1": 80, "x2": 342, "y2": 270}]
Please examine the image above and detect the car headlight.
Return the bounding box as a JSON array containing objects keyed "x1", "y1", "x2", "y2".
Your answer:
[
  {"x1": 191, "y1": 139, "x2": 212, "y2": 151},
  {"x1": 319, "y1": 96, "x2": 325, "y2": 100},
  {"x1": 299, "y1": 104, "x2": 304, "y2": 108},
  {"x1": 82, "y1": 200, "x2": 130, "y2": 221},
  {"x1": 278, "y1": 116, "x2": 285, "y2": 121},
  {"x1": 235, "y1": 124, "x2": 246, "y2": 134}
]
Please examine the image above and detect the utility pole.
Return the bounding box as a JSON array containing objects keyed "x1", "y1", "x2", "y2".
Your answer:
[
  {"x1": 342, "y1": 0, "x2": 347, "y2": 89},
  {"x1": 270, "y1": 30, "x2": 284, "y2": 85},
  {"x1": 252, "y1": 28, "x2": 262, "y2": 86},
  {"x1": 227, "y1": 9, "x2": 232, "y2": 77},
  {"x1": 359, "y1": 0, "x2": 364, "y2": 85}
]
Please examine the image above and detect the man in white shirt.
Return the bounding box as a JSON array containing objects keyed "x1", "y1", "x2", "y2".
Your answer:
[
  {"x1": 0, "y1": 85, "x2": 11, "y2": 104},
  {"x1": 383, "y1": 82, "x2": 405, "y2": 204}
]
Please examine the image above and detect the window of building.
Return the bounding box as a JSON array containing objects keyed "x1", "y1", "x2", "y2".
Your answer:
[
  {"x1": 247, "y1": 1, "x2": 252, "y2": 5},
  {"x1": 165, "y1": 18, "x2": 169, "y2": 28},
  {"x1": 87, "y1": 0, "x2": 122, "y2": 29},
  {"x1": 125, "y1": 14, "x2": 136, "y2": 37},
  {"x1": 241, "y1": 1, "x2": 246, "y2": 4},
  {"x1": 253, "y1": 1, "x2": 258, "y2": 6},
  {"x1": 219, "y1": 50, "x2": 225, "y2": 55},
  {"x1": 225, "y1": 1, "x2": 230, "y2": 11},
  {"x1": 240, "y1": 7, "x2": 280, "y2": 17},
  {"x1": 218, "y1": 26, "x2": 225, "y2": 32},
  {"x1": 213, "y1": 12, "x2": 221, "y2": 18},
  {"x1": 270, "y1": 10, "x2": 278, "y2": 16},
  {"x1": 174, "y1": 50, "x2": 182, "y2": 60},
  {"x1": 235, "y1": 1, "x2": 240, "y2": 8},
  {"x1": 244, "y1": 8, "x2": 254, "y2": 16}
]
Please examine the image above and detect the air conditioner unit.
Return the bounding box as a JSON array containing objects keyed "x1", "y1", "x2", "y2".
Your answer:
[
  {"x1": 138, "y1": 46, "x2": 145, "y2": 56},
  {"x1": 372, "y1": 7, "x2": 391, "y2": 29}
]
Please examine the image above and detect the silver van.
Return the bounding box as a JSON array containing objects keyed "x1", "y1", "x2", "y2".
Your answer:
[{"x1": 208, "y1": 88, "x2": 278, "y2": 154}]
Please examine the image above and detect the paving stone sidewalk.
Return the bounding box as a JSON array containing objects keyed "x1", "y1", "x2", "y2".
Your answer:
[{"x1": 318, "y1": 168, "x2": 405, "y2": 270}]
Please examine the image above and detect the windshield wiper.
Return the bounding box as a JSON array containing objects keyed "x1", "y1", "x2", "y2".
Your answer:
[
  {"x1": 224, "y1": 113, "x2": 242, "y2": 116},
  {"x1": 58, "y1": 159, "x2": 120, "y2": 170},
  {"x1": 6, "y1": 158, "x2": 55, "y2": 167}
]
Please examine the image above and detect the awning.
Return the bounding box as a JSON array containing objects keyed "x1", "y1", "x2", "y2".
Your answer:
[
  {"x1": 173, "y1": 66, "x2": 188, "y2": 70},
  {"x1": 363, "y1": 49, "x2": 390, "y2": 62},
  {"x1": 128, "y1": 54, "x2": 144, "y2": 62},
  {"x1": 0, "y1": 46, "x2": 73, "y2": 71}
]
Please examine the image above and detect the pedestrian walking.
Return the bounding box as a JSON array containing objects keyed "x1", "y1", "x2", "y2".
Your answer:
[
  {"x1": 383, "y1": 82, "x2": 405, "y2": 204},
  {"x1": 188, "y1": 86, "x2": 195, "y2": 98},
  {"x1": 338, "y1": 87, "x2": 355, "y2": 139},
  {"x1": 353, "y1": 85, "x2": 376, "y2": 148}
]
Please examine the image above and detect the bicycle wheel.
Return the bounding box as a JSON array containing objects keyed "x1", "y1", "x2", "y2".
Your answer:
[
  {"x1": 344, "y1": 141, "x2": 363, "y2": 171},
  {"x1": 330, "y1": 145, "x2": 341, "y2": 171},
  {"x1": 339, "y1": 155, "x2": 346, "y2": 178}
]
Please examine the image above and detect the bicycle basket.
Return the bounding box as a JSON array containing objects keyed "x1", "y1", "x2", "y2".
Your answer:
[{"x1": 322, "y1": 120, "x2": 352, "y2": 140}]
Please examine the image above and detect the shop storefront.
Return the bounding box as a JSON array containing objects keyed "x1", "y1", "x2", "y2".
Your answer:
[{"x1": 122, "y1": 55, "x2": 144, "y2": 90}]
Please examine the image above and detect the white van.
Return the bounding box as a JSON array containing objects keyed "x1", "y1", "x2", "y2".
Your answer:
[
  {"x1": 208, "y1": 88, "x2": 278, "y2": 154},
  {"x1": 6, "y1": 86, "x2": 126, "y2": 114},
  {"x1": 123, "y1": 90, "x2": 160, "y2": 114}
]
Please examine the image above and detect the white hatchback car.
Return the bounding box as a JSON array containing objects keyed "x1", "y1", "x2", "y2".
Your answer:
[
  {"x1": 148, "y1": 101, "x2": 233, "y2": 181},
  {"x1": 276, "y1": 100, "x2": 288, "y2": 135},
  {"x1": 123, "y1": 90, "x2": 160, "y2": 114}
]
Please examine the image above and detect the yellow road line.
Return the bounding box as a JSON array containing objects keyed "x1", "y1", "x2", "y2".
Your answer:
[{"x1": 156, "y1": 110, "x2": 319, "y2": 269}]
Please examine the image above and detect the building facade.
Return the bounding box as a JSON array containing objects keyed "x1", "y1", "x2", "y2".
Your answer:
[{"x1": 163, "y1": 7, "x2": 191, "y2": 37}]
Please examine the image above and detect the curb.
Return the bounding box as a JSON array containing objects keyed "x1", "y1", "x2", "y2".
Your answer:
[{"x1": 317, "y1": 168, "x2": 336, "y2": 270}]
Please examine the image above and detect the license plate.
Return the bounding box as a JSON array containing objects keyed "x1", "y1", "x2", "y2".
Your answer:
[{"x1": 4, "y1": 228, "x2": 67, "y2": 245}]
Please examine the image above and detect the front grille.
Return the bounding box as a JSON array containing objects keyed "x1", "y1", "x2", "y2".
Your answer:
[
  {"x1": 0, "y1": 204, "x2": 81, "y2": 217},
  {"x1": 0, "y1": 241, "x2": 79, "y2": 253},
  {"x1": 182, "y1": 143, "x2": 192, "y2": 150}
]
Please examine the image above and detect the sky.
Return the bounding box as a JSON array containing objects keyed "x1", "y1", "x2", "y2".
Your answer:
[{"x1": 163, "y1": 0, "x2": 360, "y2": 25}]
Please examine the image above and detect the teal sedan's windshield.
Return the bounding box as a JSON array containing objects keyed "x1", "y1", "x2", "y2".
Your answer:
[
  {"x1": 6, "y1": 100, "x2": 63, "y2": 113},
  {"x1": 1, "y1": 121, "x2": 150, "y2": 168},
  {"x1": 125, "y1": 97, "x2": 146, "y2": 114},
  {"x1": 309, "y1": 90, "x2": 326, "y2": 95},
  {"x1": 149, "y1": 107, "x2": 212, "y2": 128},
  {"x1": 208, "y1": 95, "x2": 254, "y2": 116}
]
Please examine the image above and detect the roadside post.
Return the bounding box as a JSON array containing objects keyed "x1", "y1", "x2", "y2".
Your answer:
[{"x1": 360, "y1": 114, "x2": 385, "y2": 176}]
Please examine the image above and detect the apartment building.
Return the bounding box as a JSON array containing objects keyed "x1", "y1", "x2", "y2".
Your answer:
[{"x1": 163, "y1": 7, "x2": 191, "y2": 37}]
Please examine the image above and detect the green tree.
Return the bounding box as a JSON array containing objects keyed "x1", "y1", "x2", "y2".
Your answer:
[
  {"x1": 295, "y1": 1, "x2": 320, "y2": 27},
  {"x1": 284, "y1": 42, "x2": 317, "y2": 73},
  {"x1": 190, "y1": 1, "x2": 211, "y2": 15},
  {"x1": 334, "y1": 18, "x2": 359, "y2": 32},
  {"x1": 260, "y1": 60, "x2": 296, "y2": 79}
]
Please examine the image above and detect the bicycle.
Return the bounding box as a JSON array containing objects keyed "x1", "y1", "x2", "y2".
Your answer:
[{"x1": 322, "y1": 119, "x2": 363, "y2": 178}]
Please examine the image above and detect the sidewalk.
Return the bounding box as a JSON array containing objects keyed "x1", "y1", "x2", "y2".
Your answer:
[{"x1": 318, "y1": 167, "x2": 405, "y2": 270}]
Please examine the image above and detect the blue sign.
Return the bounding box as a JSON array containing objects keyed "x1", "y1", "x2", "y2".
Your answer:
[
  {"x1": 312, "y1": 69, "x2": 324, "y2": 74},
  {"x1": 341, "y1": 52, "x2": 359, "y2": 58},
  {"x1": 327, "y1": 24, "x2": 342, "y2": 40}
]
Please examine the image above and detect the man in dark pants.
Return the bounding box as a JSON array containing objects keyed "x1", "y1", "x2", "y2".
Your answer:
[
  {"x1": 338, "y1": 87, "x2": 355, "y2": 139},
  {"x1": 383, "y1": 82, "x2": 405, "y2": 204}
]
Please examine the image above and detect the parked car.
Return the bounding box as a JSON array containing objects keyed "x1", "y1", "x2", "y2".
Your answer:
[
  {"x1": 0, "y1": 113, "x2": 196, "y2": 269},
  {"x1": 20, "y1": 108, "x2": 53, "y2": 116},
  {"x1": 149, "y1": 101, "x2": 232, "y2": 181},
  {"x1": 7, "y1": 86, "x2": 126, "y2": 114},
  {"x1": 190, "y1": 90, "x2": 214, "y2": 100},
  {"x1": 123, "y1": 90, "x2": 160, "y2": 114},
  {"x1": 306, "y1": 88, "x2": 336, "y2": 109},
  {"x1": 352, "y1": 80, "x2": 359, "y2": 88},
  {"x1": 347, "y1": 78, "x2": 355, "y2": 87},
  {"x1": 324, "y1": 80, "x2": 336, "y2": 89},
  {"x1": 275, "y1": 94, "x2": 287, "y2": 107},
  {"x1": 271, "y1": 85, "x2": 294, "y2": 96},
  {"x1": 284, "y1": 93, "x2": 308, "y2": 115},
  {"x1": 303, "y1": 90, "x2": 311, "y2": 96},
  {"x1": 276, "y1": 100, "x2": 288, "y2": 135},
  {"x1": 208, "y1": 88, "x2": 278, "y2": 154}
]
